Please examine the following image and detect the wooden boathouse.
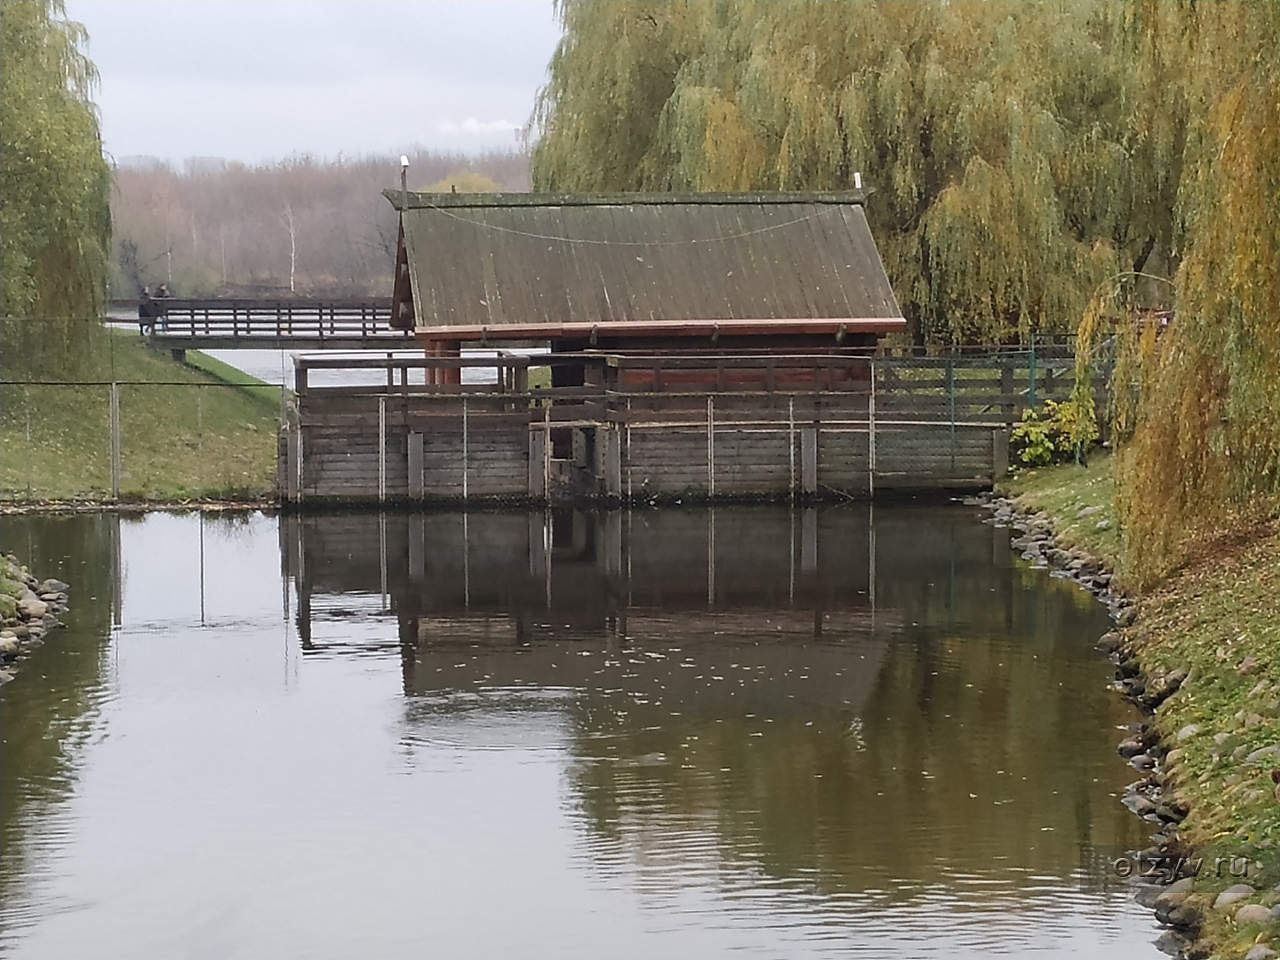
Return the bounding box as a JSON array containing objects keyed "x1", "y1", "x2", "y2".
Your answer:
[{"x1": 280, "y1": 191, "x2": 1040, "y2": 505}]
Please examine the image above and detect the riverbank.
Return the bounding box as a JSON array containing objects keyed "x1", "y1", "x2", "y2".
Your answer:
[
  {"x1": 999, "y1": 455, "x2": 1280, "y2": 960},
  {"x1": 0, "y1": 330, "x2": 280, "y2": 502},
  {"x1": 0, "y1": 553, "x2": 68, "y2": 685}
]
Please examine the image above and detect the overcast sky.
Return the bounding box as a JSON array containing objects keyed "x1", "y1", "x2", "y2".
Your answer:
[{"x1": 67, "y1": 0, "x2": 561, "y2": 165}]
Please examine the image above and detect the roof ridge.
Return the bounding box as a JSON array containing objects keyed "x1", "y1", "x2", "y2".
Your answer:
[{"x1": 384, "y1": 189, "x2": 869, "y2": 210}]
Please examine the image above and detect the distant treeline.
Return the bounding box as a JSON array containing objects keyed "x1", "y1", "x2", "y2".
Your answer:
[{"x1": 110, "y1": 150, "x2": 530, "y2": 299}]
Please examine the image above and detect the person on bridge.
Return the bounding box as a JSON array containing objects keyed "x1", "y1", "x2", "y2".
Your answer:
[
  {"x1": 153, "y1": 283, "x2": 173, "y2": 331},
  {"x1": 137, "y1": 285, "x2": 155, "y2": 335}
]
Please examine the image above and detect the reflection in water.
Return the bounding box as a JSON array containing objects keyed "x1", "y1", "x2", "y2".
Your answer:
[{"x1": 0, "y1": 506, "x2": 1160, "y2": 958}]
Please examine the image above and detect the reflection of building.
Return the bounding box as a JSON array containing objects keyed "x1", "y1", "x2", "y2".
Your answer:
[
  {"x1": 278, "y1": 505, "x2": 1145, "y2": 901},
  {"x1": 283, "y1": 507, "x2": 904, "y2": 714}
]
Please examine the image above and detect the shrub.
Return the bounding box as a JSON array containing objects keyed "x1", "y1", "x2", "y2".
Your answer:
[{"x1": 1011, "y1": 399, "x2": 1097, "y2": 467}]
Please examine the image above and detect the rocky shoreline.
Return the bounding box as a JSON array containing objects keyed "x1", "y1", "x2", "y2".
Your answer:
[
  {"x1": 0, "y1": 553, "x2": 69, "y2": 686},
  {"x1": 975, "y1": 492, "x2": 1279, "y2": 960}
]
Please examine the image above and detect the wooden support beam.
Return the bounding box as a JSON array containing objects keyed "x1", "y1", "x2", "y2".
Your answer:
[
  {"x1": 992, "y1": 428, "x2": 1010, "y2": 480},
  {"x1": 528, "y1": 428, "x2": 547, "y2": 499}
]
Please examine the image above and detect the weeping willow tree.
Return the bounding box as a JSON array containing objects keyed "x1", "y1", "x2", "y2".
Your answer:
[
  {"x1": 1075, "y1": 0, "x2": 1280, "y2": 583},
  {"x1": 532, "y1": 0, "x2": 1166, "y2": 344},
  {"x1": 0, "y1": 0, "x2": 111, "y2": 371}
]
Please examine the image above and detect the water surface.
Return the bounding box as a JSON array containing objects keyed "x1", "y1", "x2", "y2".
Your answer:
[{"x1": 0, "y1": 505, "x2": 1160, "y2": 958}]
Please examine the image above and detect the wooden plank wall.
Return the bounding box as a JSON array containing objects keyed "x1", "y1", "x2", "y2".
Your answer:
[{"x1": 290, "y1": 392, "x2": 1001, "y2": 504}]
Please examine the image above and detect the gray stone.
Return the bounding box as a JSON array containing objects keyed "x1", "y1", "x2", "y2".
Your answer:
[
  {"x1": 1134, "y1": 884, "x2": 1163, "y2": 908},
  {"x1": 1271, "y1": 903, "x2": 1280, "y2": 923},
  {"x1": 1165, "y1": 901, "x2": 1203, "y2": 929},
  {"x1": 17, "y1": 594, "x2": 47, "y2": 619},
  {"x1": 1244, "y1": 946, "x2": 1278, "y2": 960},
  {"x1": 1153, "y1": 887, "x2": 1188, "y2": 915},
  {"x1": 1236, "y1": 903, "x2": 1273, "y2": 926},
  {"x1": 1153, "y1": 930, "x2": 1188, "y2": 957},
  {"x1": 1177, "y1": 723, "x2": 1202, "y2": 742},
  {"x1": 1245, "y1": 744, "x2": 1280, "y2": 765},
  {"x1": 1095, "y1": 518, "x2": 1112, "y2": 531},
  {"x1": 1118, "y1": 738, "x2": 1145, "y2": 758},
  {"x1": 37, "y1": 579, "x2": 68, "y2": 594},
  {"x1": 1076, "y1": 505, "x2": 1103, "y2": 518},
  {"x1": 1123, "y1": 793, "x2": 1157, "y2": 817},
  {"x1": 0, "y1": 637, "x2": 17, "y2": 656},
  {"x1": 1214, "y1": 883, "x2": 1256, "y2": 910}
]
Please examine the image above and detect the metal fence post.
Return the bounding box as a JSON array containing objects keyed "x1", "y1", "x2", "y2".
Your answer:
[
  {"x1": 788, "y1": 396, "x2": 795, "y2": 502},
  {"x1": 109, "y1": 381, "x2": 120, "y2": 500},
  {"x1": 462, "y1": 398, "x2": 469, "y2": 501},
  {"x1": 1028, "y1": 336, "x2": 1038, "y2": 410},
  {"x1": 23, "y1": 384, "x2": 31, "y2": 498},
  {"x1": 868, "y1": 361, "x2": 877, "y2": 498},
  {"x1": 946, "y1": 356, "x2": 956, "y2": 472},
  {"x1": 706, "y1": 396, "x2": 715, "y2": 498},
  {"x1": 378, "y1": 395, "x2": 386, "y2": 503},
  {"x1": 197, "y1": 385, "x2": 204, "y2": 494}
]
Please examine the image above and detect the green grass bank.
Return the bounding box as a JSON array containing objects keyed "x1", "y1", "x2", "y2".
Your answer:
[
  {"x1": 1003, "y1": 457, "x2": 1280, "y2": 958},
  {"x1": 1, "y1": 330, "x2": 281, "y2": 502}
]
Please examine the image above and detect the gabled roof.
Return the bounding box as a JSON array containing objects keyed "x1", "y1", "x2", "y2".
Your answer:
[{"x1": 385, "y1": 191, "x2": 905, "y2": 338}]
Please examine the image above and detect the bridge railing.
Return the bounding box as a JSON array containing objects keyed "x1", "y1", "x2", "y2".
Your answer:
[{"x1": 127, "y1": 298, "x2": 402, "y2": 343}]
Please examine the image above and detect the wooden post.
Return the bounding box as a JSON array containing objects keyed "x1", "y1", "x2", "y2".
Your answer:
[
  {"x1": 286, "y1": 419, "x2": 300, "y2": 503},
  {"x1": 407, "y1": 430, "x2": 424, "y2": 499},
  {"x1": 605, "y1": 426, "x2": 622, "y2": 498},
  {"x1": 993, "y1": 427, "x2": 1010, "y2": 480},
  {"x1": 378, "y1": 395, "x2": 386, "y2": 502},
  {"x1": 528, "y1": 428, "x2": 546, "y2": 500},
  {"x1": 801, "y1": 426, "x2": 818, "y2": 496},
  {"x1": 109, "y1": 381, "x2": 120, "y2": 500}
]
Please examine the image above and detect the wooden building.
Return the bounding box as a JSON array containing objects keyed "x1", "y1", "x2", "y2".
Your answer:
[
  {"x1": 385, "y1": 190, "x2": 907, "y2": 387},
  {"x1": 277, "y1": 191, "x2": 1048, "y2": 504}
]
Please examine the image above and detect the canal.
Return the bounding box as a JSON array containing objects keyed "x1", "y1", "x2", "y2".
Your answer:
[{"x1": 0, "y1": 505, "x2": 1161, "y2": 957}]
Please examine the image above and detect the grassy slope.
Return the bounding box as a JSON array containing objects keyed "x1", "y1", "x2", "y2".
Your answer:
[
  {"x1": 1003, "y1": 456, "x2": 1280, "y2": 957},
  {"x1": 1, "y1": 330, "x2": 281, "y2": 501}
]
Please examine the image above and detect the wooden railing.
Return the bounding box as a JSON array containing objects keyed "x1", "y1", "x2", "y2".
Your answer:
[
  {"x1": 293, "y1": 349, "x2": 1103, "y2": 429},
  {"x1": 122, "y1": 298, "x2": 410, "y2": 348}
]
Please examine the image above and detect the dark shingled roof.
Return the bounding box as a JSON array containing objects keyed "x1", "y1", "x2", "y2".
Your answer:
[{"x1": 384, "y1": 191, "x2": 905, "y2": 336}]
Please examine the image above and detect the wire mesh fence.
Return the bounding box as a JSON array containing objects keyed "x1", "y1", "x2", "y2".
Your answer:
[{"x1": 0, "y1": 336, "x2": 1107, "y2": 505}]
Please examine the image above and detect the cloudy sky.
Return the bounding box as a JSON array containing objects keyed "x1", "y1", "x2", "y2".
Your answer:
[{"x1": 67, "y1": 0, "x2": 562, "y2": 164}]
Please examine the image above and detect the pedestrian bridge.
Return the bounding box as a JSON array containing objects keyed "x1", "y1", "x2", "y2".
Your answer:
[{"x1": 112, "y1": 297, "x2": 416, "y2": 350}]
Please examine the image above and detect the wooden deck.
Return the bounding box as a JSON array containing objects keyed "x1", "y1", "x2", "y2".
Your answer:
[{"x1": 280, "y1": 350, "x2": 1100, "y2": 505}]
